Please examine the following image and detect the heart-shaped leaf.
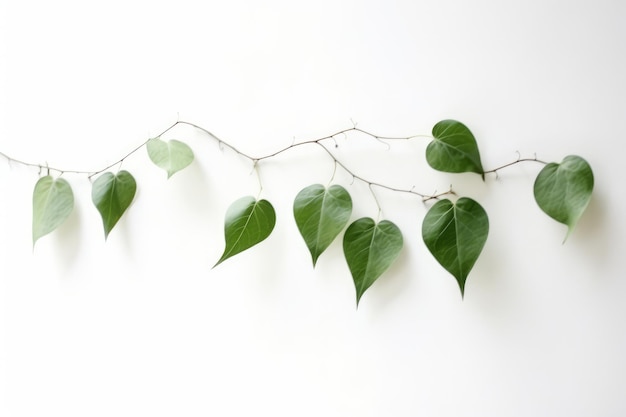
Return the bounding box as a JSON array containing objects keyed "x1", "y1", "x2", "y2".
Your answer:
[
  {"x1": 533, "y1": 155, "x2": 594, "y2": 241},
  {"x1": 422, "y1": 197, "x2": 489, "y2": 297},
  {"x1": 293, "y1": 184, "x2": 352, "y2": 266},
  {"x1": 91, "y1": 171, "x2": 137, "y2": 239},
  {"x1": 32, "y1": 176, "x2": 74, "y2": 246},
  {"x1": 147, "y1": 138, "x2": 194, "y2": 179},
  {"x1": 343, "y1": 218, "x2": 403, "y2": 306},
  {"x1": 215, "y1": 197, "x2": 276, "y2": 267},
  {"x1": 427, "y1": 119, "x2": 484, "y2": 177}
]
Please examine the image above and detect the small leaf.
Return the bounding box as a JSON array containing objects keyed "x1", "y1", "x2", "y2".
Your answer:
[
  {"x1": 215, "y1": 197, "x2": 276, "y2": 267},
  {"x1": 91, "y1": 171, "x2": 137, "y2": 239},
  {"x1": 427, "y1": 119, "x2": 484, "y2": 177},
  {"x1": 422, "y1": 197, "x2": 489, "y2": 297},
  {"x1": 32, "y1": 176, "x2": 74, "y2": 246},
  {"x1": 147, "y1": 138, "x2": 194, "y2": 179},
  {"x1": 533, "y1": 155, "x2": 594, "y2": 240},
  {"x1": 293, "y1": 184, "x2": 352, "y2": 266},
  {"x1": 343, "y1": 218, "x2": 403, "y2": 306}
]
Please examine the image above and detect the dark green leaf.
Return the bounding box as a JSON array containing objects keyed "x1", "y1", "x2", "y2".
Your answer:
[
  {"x1": 533, "y1": 155, "x2": 594, "y2": 241},
  {"x1": 293, "y1": 184, "x2": 352, "y2": 266},
  {"x1": 147, "y1": 138, "x2": 194, "y2": 179},
  {"x1": 215, "y1": 197, "x2": 276, "y2": 267},
  {"x1": 422, "y1": 197, "x2": 488, "y2": 297},
  {"x1": 343, "y1": 218, "x2": 403, "y2": 306},
  {"x1": 91, "y1": 171, "x2": 137, "y2": 239},
  {"x1": 32, "y1": 176, "x2": 74, "y2": 246},
  {"x1": 427, "y1": 119, "x2": 484, "y2": 177}
]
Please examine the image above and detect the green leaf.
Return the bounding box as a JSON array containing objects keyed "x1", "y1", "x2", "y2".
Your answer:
[
  {"x1": 427, "y1": 119, "x2": 484, "y2": 177},
  {"x1": 146, "y1": 138, "x2": 194, "y2": 179},
  {"x1": 422, "y1": 197, "x2": 489, "y2": 297},
  {"x1": 91, "y1": 171, "x2": 137, "y2": 239},
  {"x1": 293, "y1": 184, "x2": 352, "y2": 266},
  {"x1": 215, "y1": 197, "x2": 276, "y2": 267},
  {"x1": 343, "y1": 218, "x2": 403, "y2": 306},
  {"x1": 533, "y1": 155, "x2": 594, "y2": 241},
  {"x1": 32, "y1": 176, "x2": 74, "y2": 246}
]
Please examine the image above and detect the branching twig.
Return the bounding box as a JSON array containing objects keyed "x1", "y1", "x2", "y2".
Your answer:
[
  {"x1": 0, "y1": 119, "x2": 546, "y2": 204},
  {"x1": 484, "y1": 154, "x2": 548, "y2": 176}
]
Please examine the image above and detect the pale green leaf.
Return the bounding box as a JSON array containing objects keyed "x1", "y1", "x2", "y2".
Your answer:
[
  {"x1": 293, "y1": 184, "x2": 352, "y2": 266},
  {"x1": 147, "y1": 138, "x2": 194, "y2": 179},
  {"x1": 32, "y1": 176, "x2": 74, "y2": 246},
  {"x1": 215, "y1": 197, "x2": 276, "y2": 267},
  {"x1": 422, "y1": 197, "x2": 488, "y2": 297},
  {"x1": 343, "y1": 218, "x2": 403, "y2": 306},
  {"x1": 533, "y1": 155, "x2": 594, "y2": 241},
  {"x1": 91, "y1": 171, "x2": 137, "y2": 239},
  {"x1": 427, "y1": 119, "x2": 484, "y2": 177}
]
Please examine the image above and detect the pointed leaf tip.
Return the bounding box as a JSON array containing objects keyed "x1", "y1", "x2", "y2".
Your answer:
[
  {"x1": 427, "y1": 119, "x2": 484, "y2": 177},
  {"x1": 147, "y1": 138, "x2": 194, "y2": 179},
  {"x1": 215, "y1": 197, "x2": 276, "y2": 267},
  {"x1": 32, "y1": 176, "x2": 74, "y2": 246},
  {"x1": 91, "y1": 171, "x2": 137, "y2": 239},
  {"x1": 293, "y1": 184, "x2": 352, "y2": 266},
  {"x1": 533, "y1": 155, "x2": 594, "y2": 241},
  {"x1": 343, "y1": 218, "x2": 403, "y2": 306},
  {"x1": 422, "y1": 197, "x2": 489, "y2": 297}
]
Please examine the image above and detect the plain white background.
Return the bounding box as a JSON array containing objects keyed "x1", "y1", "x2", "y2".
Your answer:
[{"x1": 1, "y1": 0, "x2": 625, "y2": 415}]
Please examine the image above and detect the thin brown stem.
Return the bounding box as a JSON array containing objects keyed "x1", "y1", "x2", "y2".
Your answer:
[
  {"x1": 484, "y1": 156, "x2": 548, "y2": 176},
  {"x1": 0, "y1": 119, "x2": 542, "y2": 204},
  {"x1": 313, "y1": 143, "x2": 452, "y2": 202}
]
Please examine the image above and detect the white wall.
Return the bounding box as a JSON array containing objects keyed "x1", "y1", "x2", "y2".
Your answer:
[{"x1": 1, "y1": 0, "x2": 625, "y2": 416}]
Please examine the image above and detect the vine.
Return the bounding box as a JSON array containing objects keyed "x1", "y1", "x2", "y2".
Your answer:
[{"x1": 2, "y1": 119, "x2": 594, "y2": 306}]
